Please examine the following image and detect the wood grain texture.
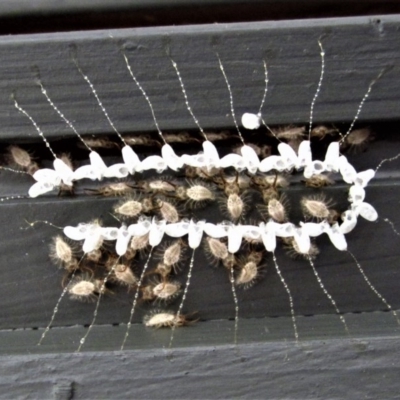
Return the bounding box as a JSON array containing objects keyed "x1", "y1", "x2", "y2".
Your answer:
[
  {"x1": 1, "y1": 330, "x2": 400, "y2": 399},
  {"x1": 0, "y1": 15, "x2": 399, "y2": 141}
]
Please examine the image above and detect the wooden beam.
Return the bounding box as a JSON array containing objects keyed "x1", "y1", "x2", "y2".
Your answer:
[{"x1": 1, "y1": 15, "x2": 400, "y2": 141}]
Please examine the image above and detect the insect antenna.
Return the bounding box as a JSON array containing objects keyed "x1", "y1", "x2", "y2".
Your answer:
[
  {"x1": 347, "y1": 250, "x2": 400, "y2": 325},
  {"x1": 271, "y1": 252, "x2": 299, "y2": 342},
  {"x1": 307, "y1": 255, "x2": 350, "y2": 335},
  {"x1": 120, "y1": 246, "x2": 154, "y2": 350},
  {"x1": 308, "y1": 40, "x2": 325, "y2": 141},
  {"x1": 170, "y1": 58, "x2": 208, "y2": 142},
  {"x1": 71, "y1": 51, "x2": 128, "y2": 147},
  {"x1": 76, "y1": 256, "x2": 121, "y2": 352},
  {"x1": 168, "y1": 247, "x2": 196, "y2": 348},
  {"x1": 122, "y1": 52, "x2": 167, "y2": 146}
]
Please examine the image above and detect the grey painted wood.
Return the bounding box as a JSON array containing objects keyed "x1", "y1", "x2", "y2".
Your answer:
[
  {"x1": 1, "y1": 326, "x2": 400, "y2": 399},
  {"x1": 0, "y1": 15, "x2": 399, "y2": 141}
]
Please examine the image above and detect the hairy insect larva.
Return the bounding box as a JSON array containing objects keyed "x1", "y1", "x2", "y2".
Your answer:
[
  {"x1": 130, "y1": 233, "x2": 150, "y2": 253},
  {"x1": 162, "y1": 131, "x2": 200, "y2": 144},
  {"x1": 156, "y1": 198, "x2": 180, "y2": 223},
  {"x1": 124, "y1": 134, "x2": 161, "y2": 147},
  {"x1": 143, "y1": 310, "x2": 190, "y2": 328},
  {"x1": 113, "y1": 263, "x2": 138, "y2": 287},
  {"x1": 304, "y1": 174, "x2": 335, "y2": 188},
  {"x1": 271, "y1": 125, "x2": 306, "y2": 141},
  {"x1": 155, "y1": 262, "x2": 172, "y2": 277},
  {"x1": 7, "y1": 145, "x2": 39, "y2": 175},
  {"x1": 177, "y1": 180, "x2": 215, "y2": 208},
  {"x1": 68, "y1": 276, "x2": 102, "y2": 302},
  {"x1": 301, "y1": 195, "x2": 335, "y2": 220},
  {"x1": 152, "y1": 279, "x2": 181, "y2": 303},
  {"x1": 49, "y1": 235, "x2": 76, "y2": 268},
  {"x1": 310, "y1": 125, "x2": 339, "y2": 140},
  {"x1": 226, "y1": 193, "x2": 246, "y2": 221},
  {"x1": 162, "y1": 240, "x2": 185, "y2": 270},
  {"x1": 342, "y1": 128, "x2": 373, "y2": 152},
  {"x1": 203, "y1": 130, "x2": 235, "y2": 142},
  {"x1": 86, "y1": 182, "x2": 135, "y2": 197},
  {"x1": 137, "y1": 178, "x2": 177, "y2": 194},
  {"x1": 78, "y1": 136, "x2": 119, "y2": 149},
  {"x1": 114, "y1": 198, "x2": 143, "y2": 218},
  {"x1": 236, "y1": 261, "x2": 259, "y2": 288},
  {"x1": 86, "y1": 249, "x2": 102, "y2": 263},
  {"x1": 205, "y1": 237, "x2": 229, "y2": 263},
  {"x1": 285, "y1": 238, "x2": 320, "y2": 260},
  {"x1": 219, "y1": 192, "x2": 250, "y2": 222},
  {"x1": 235, "y1": 251, "x2": 264, "y2": 289},
  {"x1": 265, "y1": 196, "x2": 289, "y2": 223}
]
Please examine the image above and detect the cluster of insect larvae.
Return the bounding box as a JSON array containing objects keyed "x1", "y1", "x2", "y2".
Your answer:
[
  {"x1": 48, "y1": 221, "x2": 195, "y2": 328},
  {"x1": 12, "y1": 42, "x2": 398, "y2": 352},
  {"x1": 35, "y1": 122, "x2": 375, "y2": 349}
]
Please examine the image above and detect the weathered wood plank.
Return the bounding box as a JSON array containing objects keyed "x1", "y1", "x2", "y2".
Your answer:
[
  {"x1": 0, "y1": 15, "x2": 399, "y2": 141},
  {"x1": 1, "y1": 329, "x2": 400, "y2": 399}
]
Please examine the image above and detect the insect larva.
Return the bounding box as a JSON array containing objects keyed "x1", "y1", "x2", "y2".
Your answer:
[
  {"x1": 205, "y1": 237, "x2": 229, "y2": 265},
  {"x1": 264, "y1": 195, "x2": 289, "y2": 223},
  {"x1": 285, "y1": 238, "x2": 320, "y2": 260},
  {"x1": 218, "y1": 191, "x2": 250, "y2": 222},
  {"x1": 85, "y1": 182, "x2": 135, "y2": 197},
  {"x1": 114, "y1": 198, "x2": 143, "y2": 218},
  {"x1": 176, "y1": 180, "x2": 215, "y2": 209},
  {"x1": 123, "y1": 134, "x2": 161, "y2": 147},
  {"x1": 130, "y1": 233, "x2": 150, "y2": 254},
  {"x1": 304, "y1": 174, "x2": 335, "y2": 188},
  {"x1": 151, "y1": 278, "x2": 181, "y2": 303},
  {"x1": 136, "y1": 177, "x2": 177, "y2": 194},
  {"x1": 342, "y1": 128, "x2": 373, "y2": 153},
  {"x1": 310, "y1": 125, "x2": 340, "y2": 140},
  {"x1": 7, "y1": 145, "x2": 39, "y2": 175},
  {"x1": 143, "y1": 310, "x2": 191, "y2": 329},
  {"x1": 156, "y1": 198, "x2": 180, "y2": 223},
  {"x1": 113, "y1": 263, "x2": 138, "y2": 287},
  {"x1": 270, "y1": 125, "x2": 306, "y2": 141},
  {"x1": 49, "y1": 235, "x2": 79, "y2": 271},
  {"x1": 78, "y1": 136, "x2": 119, "y2": 149},
  {"x1": 235, "y1": 251, "x2": 265, "y2": 289},
  {"x1": 156, "y1": 239, "x2": 186, "y2": 272},
  {"x1": 162, "y1": 131, "x2": 201, "y2": 144},
  {"x1": 68, "y1": 275, "x2": 102, "y2": 302},
  {"x1": 301, "y1": 195, "x2": 335, "y2": 221}
]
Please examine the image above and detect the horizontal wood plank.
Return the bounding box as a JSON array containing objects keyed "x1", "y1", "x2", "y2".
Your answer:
[{"x1": 0, "y1": 15, "x2": 399, "y2": 141}]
